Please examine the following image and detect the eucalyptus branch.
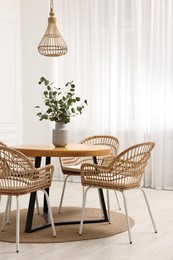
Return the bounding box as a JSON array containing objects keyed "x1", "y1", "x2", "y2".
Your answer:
[{"x1": 35, "y1": 77, "x2": 88, "y2": 124}]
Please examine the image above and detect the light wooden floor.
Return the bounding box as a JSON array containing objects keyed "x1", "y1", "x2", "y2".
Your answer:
[{"x1": 0, "y1": 180, "x2": 173, "y2": 260}]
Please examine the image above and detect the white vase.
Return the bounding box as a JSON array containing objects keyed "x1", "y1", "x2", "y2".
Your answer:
[{"x1": 52, "y1": 122, "x2": 69, "y2": 147}]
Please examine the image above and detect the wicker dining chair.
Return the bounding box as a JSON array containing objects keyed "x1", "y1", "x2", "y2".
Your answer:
[
  {"x1": 0, "y1": 141, "x2": 40, "y2": 224},
  {"x1": 58, "y1": 135, "x2": 120, "y2": 213},
  {"x1": 0, "y1": 146, "x2": 56, "y2": 252},
  {"x1": 0, "y1": 141, "x2": 8, "y2": 207},
  {"x1": 79, "y1": 142, "x2": 157, "y2": 244}
]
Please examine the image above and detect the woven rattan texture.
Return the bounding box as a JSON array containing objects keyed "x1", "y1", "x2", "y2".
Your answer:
[
  {"x1": 60, "y1": 135, "x2": 119, "y2": 176},
  {"x1": 81, "y1": 142, "x2": 155, "y2": 190},
  {"x1": 0, "y1": 146, "x2": 54, "y2": 196}
]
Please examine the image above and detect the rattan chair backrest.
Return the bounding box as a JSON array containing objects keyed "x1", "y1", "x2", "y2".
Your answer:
[
  {"x1": 60, "y1": 135, "x2": 119, "y2": 167},
  {"x1": 81, "y1": 135, "x2": 119, "y2": 165},
  {"x1": 0, "y1": 146, "x2": 54, "y2": 196},
  {"x1": 105, "y1": 142, "x2": 155, "y2": 189},
  {"x1": 81, "y1": 142, "x2": 155, "y2": 190},
  {"x1": 0, "y1": 146, "x2": 35, "y2": 192},
  {"x1": 0, "y1": 141, "x2": 7, "y2": 147}
]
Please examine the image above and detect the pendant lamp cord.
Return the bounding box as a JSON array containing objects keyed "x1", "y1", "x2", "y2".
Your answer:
[
  {"x1": 50, "y1": 0, "x2": 54, "y2": 11},
  {"x1": 50, "y1": 0, "x2": 55, "y2": 16}
]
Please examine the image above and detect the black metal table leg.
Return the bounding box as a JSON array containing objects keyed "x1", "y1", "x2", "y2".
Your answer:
[
  {"x1": 43, "y1": 157, "x2": 51, "y2": 213},
  {"x1": 25, "y1": 157, "x2": 42, "y2": 233},
  {"x1": 25, "y1": 155, "x2": 109, "y2": 232},
  {"x1": 92, "y1": 156, "x2": 109, "y2": 222}
]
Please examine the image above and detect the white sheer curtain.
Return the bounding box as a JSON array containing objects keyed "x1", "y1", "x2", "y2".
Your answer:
[{"x1": 52, "y1": 0, "x2": 173, "y2": 190}]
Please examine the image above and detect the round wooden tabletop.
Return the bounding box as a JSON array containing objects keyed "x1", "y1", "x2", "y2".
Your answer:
[{"x1": 12, "y1": 143, "x2": 111, "y2": 157}]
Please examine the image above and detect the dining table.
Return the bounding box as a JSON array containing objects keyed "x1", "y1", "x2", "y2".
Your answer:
[{"x1": 12, "y1": 143, "x2": 111, "y2": 233}]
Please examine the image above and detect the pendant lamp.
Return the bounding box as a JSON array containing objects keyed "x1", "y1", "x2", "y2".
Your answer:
[{"x1": 38, "y1": 0, "x2": 68, "y2": 57}]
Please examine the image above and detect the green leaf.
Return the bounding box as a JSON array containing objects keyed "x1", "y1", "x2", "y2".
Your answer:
[
  {"x1": 76, "y1": 97, "x2": 80, "y2": 102},
  {"x1": 77, "y1": 107, "x2": 82, "y2": 113},
  {"x1": 36, "y1": 112, "x2": 42, "y2": 116},
  {"x1": 45, "y1": 101, "x2": 50, "y2": 106},
  {"x1": 44, "y1": 91, "x2": 48, "y2": 96},
  {"x1": 47, "y1": 108, "x2": 52, "y2": 113},
  {"x1": 67, "y1": 99, "x2": 73, "y2": 106},
  {"x1": 42, "y1": 114, "x2": 48, "y2": 120},
  {"x1": 40, "y1": 77, "x2": 45, "y2": 82}
]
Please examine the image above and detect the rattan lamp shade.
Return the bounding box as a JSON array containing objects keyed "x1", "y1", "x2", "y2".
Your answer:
[{"x1": 38, "y1": 1, "x2": 67, "y2": 57}]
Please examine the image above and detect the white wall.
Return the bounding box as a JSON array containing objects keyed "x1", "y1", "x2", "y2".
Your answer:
[
  {"x1": 21, "y1": 0, "x2": 52, "y2": 144},
  {"x1": 0, "y1": 0, "x2": 22, "y2": 145}
]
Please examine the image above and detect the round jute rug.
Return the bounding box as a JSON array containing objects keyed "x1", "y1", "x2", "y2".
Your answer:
[{"x1": 0, "y1": 207, "x2": 135, "y2": 243}]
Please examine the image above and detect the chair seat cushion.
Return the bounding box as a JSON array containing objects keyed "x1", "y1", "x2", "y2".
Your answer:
[
  {"x1": 62, "y1": 165, "x2": 81, "y2": 172},
  {"x1": 82, "y1": 174, "x2": 140, "y2": 190},
  {"x1": 0, "y1": 177, "x2": 49, "y2": 195}
]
